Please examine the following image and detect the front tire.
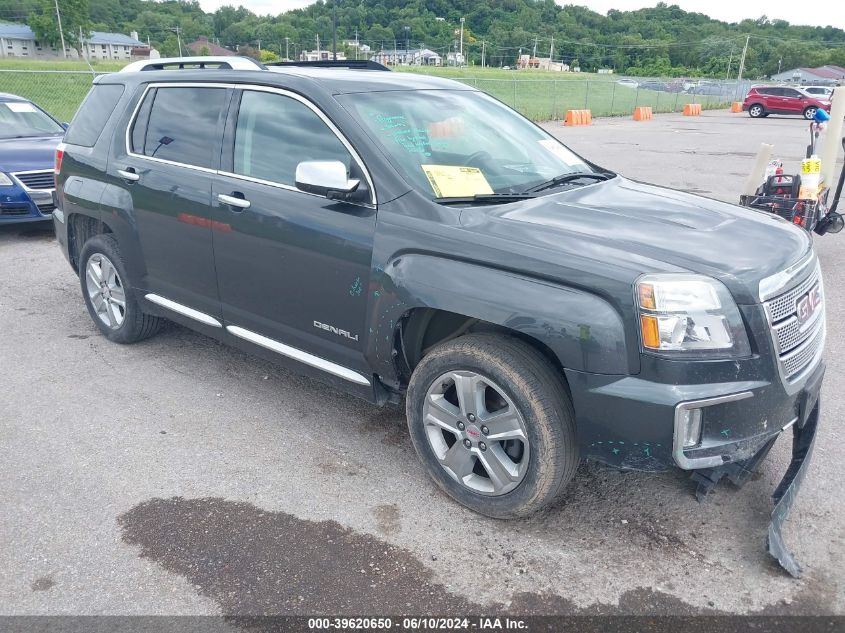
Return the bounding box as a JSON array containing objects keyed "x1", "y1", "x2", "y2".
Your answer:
[
  {"x1": 79, "y1": 234, "x2": 162, "y2": 343},
  {"x1": 406, "y1": 333, "x2": 578, "y2": 519},
  {"x1": 748, "y1": 104, "x2": 764, "y2": 118}
]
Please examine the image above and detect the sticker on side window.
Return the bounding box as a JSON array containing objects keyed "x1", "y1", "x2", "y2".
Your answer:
[
  {"x1": 421, "y1": 165, "x2": 494, "y2": 198},
  {"x1": 538, "y1": 139, "x2": 585, "y2": 166},
  {"x1": 4, "y1": 102, "x2": 37, "y2": 113}
]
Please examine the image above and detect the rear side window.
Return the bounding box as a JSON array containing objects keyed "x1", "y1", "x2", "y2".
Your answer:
[
  {"x1": 130, "y1": 86, "x2": 227, "y2": 169},
  {"x1": 65, "y1": 84, "x2": 125, "y2": 147}
]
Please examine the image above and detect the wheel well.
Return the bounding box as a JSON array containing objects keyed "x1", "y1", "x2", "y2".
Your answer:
[
  {"x1": 67, "y1": 213, "x2": 112, "y2": 272},
  {"x1": 394, "y1": 308, "x2": 565, "y2": 387}
]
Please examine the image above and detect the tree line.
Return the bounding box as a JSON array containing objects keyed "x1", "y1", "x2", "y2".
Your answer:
[{"x1": 6, "y1": 0, "x2": 845, "y2": 77}]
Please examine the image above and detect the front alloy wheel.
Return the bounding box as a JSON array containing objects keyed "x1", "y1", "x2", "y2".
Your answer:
[
  {"x1": 85, "y1": 253, "x2": 126, "y2": 330},
  {"x1": 406, "y1": 333, "x2": 579, "y2": 518},
  {"x1": 423, "y1": 370, "x2": 529, "y2": 496}
]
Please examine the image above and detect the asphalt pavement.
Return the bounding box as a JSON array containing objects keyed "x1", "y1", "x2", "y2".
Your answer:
[{"x1": 1, "y1": 110, "x2": 842, "y2": 617}]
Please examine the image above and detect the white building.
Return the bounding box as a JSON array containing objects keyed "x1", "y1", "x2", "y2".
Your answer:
[
  {"x1": 299, "y1": 50, "x2": 347, "y2": 62},
  {"x1": 0, "y1": 23, "x2": 148, "y2": 60},
  {"x1": 343, "y1": 40, "x2": 370, "y2": 53},
  {"x1": 372, "y1": 48, "x2": 441, "y2": 66},
  {"x1": 446, "y1": 51, "x2": 464, "y2": 66},
  {"x1": 83, "y1": 31, "x2": 148, "y2": 61}
]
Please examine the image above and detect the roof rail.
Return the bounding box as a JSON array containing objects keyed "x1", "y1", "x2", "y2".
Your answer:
[
  {"x1": 267, "y1": 59, "x2": 390, "y2": 71},
  {"x1": 120, "y1": 56, "x2": 266, "y2": 73}
]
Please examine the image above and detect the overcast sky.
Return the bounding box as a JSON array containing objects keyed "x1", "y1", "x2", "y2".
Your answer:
[{"x1": 196, "y1": 0, "x2": 844, "y2": 29}]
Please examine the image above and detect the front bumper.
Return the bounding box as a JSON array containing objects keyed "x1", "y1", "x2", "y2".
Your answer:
[
  {"x1": 566, "y1": 352, "x2": 824, "y2": 473},
  {"x1": 0, "y1": 182, "x2": 55, "y2": 224}
]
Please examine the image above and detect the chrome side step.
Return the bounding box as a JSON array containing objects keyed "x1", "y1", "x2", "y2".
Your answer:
[
  {"x1": 226, "y1": 325, "x2": 371, "y2": 386},
  {"x1": 144, "y1": 293, "x2": 222, "y2": 327}
]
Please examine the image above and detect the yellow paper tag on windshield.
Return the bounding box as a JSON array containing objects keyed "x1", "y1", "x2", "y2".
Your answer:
[{"x1": 421, "y1": 165, "x2": 494, "y2": 198}]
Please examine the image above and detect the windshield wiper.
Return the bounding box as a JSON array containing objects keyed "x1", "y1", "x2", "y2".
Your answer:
[
  {"x1": 435, "y1": 193, "x2": 537, "y2": 205},
  {"x1": 524, "y1": 172, "x2": 610, "y2": 194}
]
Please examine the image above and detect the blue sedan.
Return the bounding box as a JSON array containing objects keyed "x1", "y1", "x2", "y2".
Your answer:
[{"x1": 0, "y1": 93, "x2": 65, "y2": 224}]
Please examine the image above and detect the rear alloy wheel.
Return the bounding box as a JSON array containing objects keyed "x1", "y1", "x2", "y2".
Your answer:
[
  {"x1": 748, "y1": 104, "x2": 764, "y2": 118},
  {"x1": 406, "y1": 333, "x2": 578, "y2": 518},
  {"x1": 85, "y1": 253, "x2": 126, "y2": 330},
  {"x1": 79, "y1": 234, "x2": 162, "y2": 343},
  {"x1": 803, "y1": 106, "x2": 818, "y2": 120}
]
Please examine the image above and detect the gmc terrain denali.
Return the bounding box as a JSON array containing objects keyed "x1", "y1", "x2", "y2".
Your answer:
[{"x1": 55, "y1": 58, "x2": 825, "y2": 575}]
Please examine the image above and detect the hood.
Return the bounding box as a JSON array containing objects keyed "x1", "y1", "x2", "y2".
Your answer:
[
  {"x1": 0, "y1": 135, "x2": 62, "y2": 174},
  {"x1": 467, "y1": 176, "x2": 810, "y2": 304}
]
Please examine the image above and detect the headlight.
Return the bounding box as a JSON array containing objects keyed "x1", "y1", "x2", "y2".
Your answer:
[
  {"x1": 636, "y1": 274, "x2": 751, "y2": 358},
  {"x1": 0, "y1": 172, "x2": 13, "y2": 186}
]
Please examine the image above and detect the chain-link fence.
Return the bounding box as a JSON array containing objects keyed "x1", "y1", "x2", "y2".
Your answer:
[
  {"x1": 0, "y1": 68, "x2": 752, "y2": 123},
  {"x1": 0, "y1": 69, "x2": 104, "y2": 122},
  {"x1": 455, "y1": 76, "x2": 753, "y2": 121}
]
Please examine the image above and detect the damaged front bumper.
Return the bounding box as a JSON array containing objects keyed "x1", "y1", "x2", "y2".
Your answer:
[{"x1": 691, "y1": 363, "x2": 823, "y2": 578}]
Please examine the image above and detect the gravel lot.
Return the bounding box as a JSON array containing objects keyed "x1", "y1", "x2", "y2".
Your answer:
[{"x1": 1, "y1": 110, "x2": 843, "y2": 617}]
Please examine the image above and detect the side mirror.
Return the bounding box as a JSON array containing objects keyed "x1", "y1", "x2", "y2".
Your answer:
[{"x1": 295, "y1": 160, "x2": 363, "y2": 201}]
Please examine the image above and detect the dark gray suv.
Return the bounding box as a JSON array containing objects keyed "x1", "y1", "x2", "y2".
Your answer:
[{"x1": 54, "y1": 58, "x2": 824, "y2": 567}]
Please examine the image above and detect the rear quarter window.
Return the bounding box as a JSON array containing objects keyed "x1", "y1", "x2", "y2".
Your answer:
[{"x1": 64, "y1": 83, "x2": 125, "y2": 147}]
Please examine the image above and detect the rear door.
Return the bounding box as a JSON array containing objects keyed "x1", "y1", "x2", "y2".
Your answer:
[
  {"x1": 210, "y1": 86, "x2": 377, "y2": 384},
  {"x1": 779, "y1": 88, "x2": 804, "y2": 114},
  {"x1": 109, "y1": 83, "x2": 232, "y2": 323},
  {"x1": 756, "y1": 87, "x2": 779, "y2": 111}
]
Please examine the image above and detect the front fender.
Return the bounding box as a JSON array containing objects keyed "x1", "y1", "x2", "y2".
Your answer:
[{"x1": 366, "y1": 254, "x2": 631, "y2": 381}]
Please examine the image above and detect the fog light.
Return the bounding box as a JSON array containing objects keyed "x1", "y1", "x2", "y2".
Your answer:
[{"x1": 679, "y1": 408, "x2": 703, "y2": 448}]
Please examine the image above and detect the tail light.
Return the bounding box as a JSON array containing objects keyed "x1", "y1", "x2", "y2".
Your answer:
[{"x1": 54, "y1": 142, "x2": 65, "y2": 189}]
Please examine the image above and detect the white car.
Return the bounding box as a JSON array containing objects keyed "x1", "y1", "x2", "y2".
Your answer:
[{"x1": 800, "y1": 86, "x2": 834, "y2": 98}]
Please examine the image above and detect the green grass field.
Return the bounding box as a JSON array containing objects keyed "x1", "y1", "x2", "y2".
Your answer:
[{"x1": 0, "y1": 59, "x2": 735, "y2": 122}]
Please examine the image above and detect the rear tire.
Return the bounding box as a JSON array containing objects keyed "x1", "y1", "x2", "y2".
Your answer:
[
  {"x1": 748, "y1": 104, "x2": 764, "y2": 118},
  {"x1": 803, "y1": 106, "x2": 818, "y2": 120},
  {"x1": 406, "y1": 333, "x2": 578, "y2": 519},
  {"x1": 79, "y1": 234, "x2": 162, "y2": 344}
]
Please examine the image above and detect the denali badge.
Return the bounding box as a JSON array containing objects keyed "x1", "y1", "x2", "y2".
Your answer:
[
  {"x1": 796, "y1": 284, "x2": 822, "y2": 327},
  {"x1": 314, "y1": 320, "x2": 359, "y2": 342}
]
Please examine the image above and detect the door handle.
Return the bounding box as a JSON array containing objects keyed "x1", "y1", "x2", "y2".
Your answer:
[
  {"x1": 218, "y1": 193, "x2": 251, "y2": 210},
  {"x1": 117, "y1": 168, "x2": 140, "y2": 182}
]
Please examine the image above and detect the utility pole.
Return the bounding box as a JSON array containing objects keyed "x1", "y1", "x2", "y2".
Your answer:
[
  {"x1": 331, "y1": 6, "x2": 337, "y2": 61},
  {"x1": 736, "y1": 34, "x2": 750, "y2": 85},
  {"x1": 354, "y1": 29, "x2": 358, "y2": 60},
  {"x1": 257, "y1": 38, "x2": 261, "y2": 51},
  {"x1": 459, "y1": 17, "x2": 464, "y2": 66},
  {"x1": 316, "y1": 33, "x2": 320, "y2": 55},
  {"x1": 725, "y1": 45, "x2": 733, "y2": 81},
  {"x1": 54, "y1": 0, "x2": 67, "y2": 58},
  {"x1": 532, "y1": 36, "x2": 537, "y2": 60},
  {"x1": 778, "y1": 57, "x2": 782, "y2": 74},
  {"x1": 285, "y1": 36, "x2": 289, "y2": 60},
  {"x1": 549, "y1": 35, "x2": 554, "y2": 65},
  {"x1": 170, "y1": 26, "x2": 182, "y2": 56},
  {"x1": 481, "y1": 39, "x2": 485, "y2": 68}
]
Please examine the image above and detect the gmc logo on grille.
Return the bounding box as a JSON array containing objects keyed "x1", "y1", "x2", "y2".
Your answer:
[{"x1": 796, "y1": 284, "x2": 822, "y2": 326}]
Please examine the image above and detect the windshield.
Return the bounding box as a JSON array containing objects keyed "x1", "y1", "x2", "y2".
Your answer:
[
  {"x1": 0, "y1": 100, "x2": 64, "y2": 139},
  {"x1": 337, "y1": 89, "x2": 597, "y2": 199}
]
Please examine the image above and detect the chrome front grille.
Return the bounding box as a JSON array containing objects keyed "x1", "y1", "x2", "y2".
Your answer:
[
  {"x1": 781, "y1": 323, "x2": 825, "y2": 378},
  {"x1": 763, "y1": 262, "x2": 825, "y2": 381},
  {"x1": 12, "y1": 170, "x2": 54, "y2": 190}
]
